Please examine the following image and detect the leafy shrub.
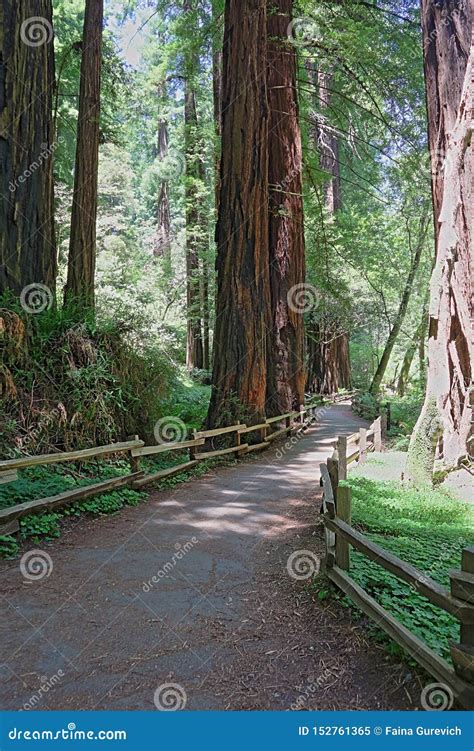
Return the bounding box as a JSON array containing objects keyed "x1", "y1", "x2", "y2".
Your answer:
[{"x1": 352, "y1": 392, "x2": 380, "y2": 421}]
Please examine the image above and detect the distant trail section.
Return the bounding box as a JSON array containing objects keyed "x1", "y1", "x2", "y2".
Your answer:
[{"x1": 0, "y1": 402, "x2": 421, "y2": 710}]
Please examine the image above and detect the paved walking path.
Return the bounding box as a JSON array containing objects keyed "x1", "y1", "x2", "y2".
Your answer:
[{"x1": 0, "y1": 403, "x2": 421, "y2": 710}]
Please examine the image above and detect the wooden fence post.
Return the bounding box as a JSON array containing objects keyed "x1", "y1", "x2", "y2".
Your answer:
[
  {"x1": 381, "y1": 412, "x2": 388, "y2": 440},
  {"x1": 450, "y1": 547, "x2": 474, "y2": 684},
  {"x1": 189, "y1": 429, "x2": 198, "y2": 461},
  {"x1": 359, "y1": 428, "x2": 367, "y2": 464},
  {"x1": 285, "y1": 414, "x2": 291, "y2": 437},
  {"x1": 327, "y1": 457, "x2": 339, "y2": 499},
  {"x1": 299, "y1": 403, "x2": 305, "y2": 426},
  {"x1": 261, "y1": 423, "x2": 268, "y2": 443},
  {"x1": 235, "y1": 421, "x2": 241, "y2": 459},
  {"x1": 127, "y1": 434, "x2": 141, "y2": 474},
  {"x1": 374, "y1": 417, "x2": 382, "y2": 452},
  {"x1": 386, "y1": 402, "x2": 391, "y2": 431},
  {"x1": 335, "y1": 485, "x2": 351, "y2": 571},
  {"x1": 337, "y1": 436, "x2": 347, "y2": 481}
]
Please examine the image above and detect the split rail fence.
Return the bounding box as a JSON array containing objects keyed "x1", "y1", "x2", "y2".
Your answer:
[
  {"x1": 320, "y1": 416, "x2": 474, "y2": 709},
  {"x1": 0, "y1": 400, "x2": 325, "y2": 535}
]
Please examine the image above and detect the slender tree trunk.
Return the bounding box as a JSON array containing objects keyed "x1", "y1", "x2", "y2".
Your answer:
[
  {"x1": 420, "y1": 0, "x2": 472, "y2": 248},
  {"x1": 155, "y1": 111, "x2": 171, "y2": 261},
  {"x1": 316, "y1": 69, "x2": 341, "y2": 213},
  {"x1": 369, "y1": 215, "x2": 429, "y2": 395},
  {"x1": 397, "y1": 321, "x2": 424, "y2": 398},
  {"x1": 207, "y1": 0, "x2": 270, "y2": 427},
  {"x1": 0, "y1": 2, "x2": 57, "y2": 296},
  {"x1": 408, "y1": 33, "x2": 473, "y2": 482},
  {"x1": 418, "y1": 295, "x2": 429, "y2": 392},
  {"x1": 184, "y1": 82, "x2": 204, "y2": 370},
  {"x1": 64, "y1": 0, "x2": 103, "y2": 311},
  {"x1": 265, "y1": 0, "x2": 306, "y2": 415}
]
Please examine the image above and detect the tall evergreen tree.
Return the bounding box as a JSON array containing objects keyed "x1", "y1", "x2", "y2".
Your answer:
[
  {"x1": 0, "y1": 3, "x2": 56, "y2": 296},
  {"x1": 64, "y1": 0, "x2": 104, "y2": 311}
]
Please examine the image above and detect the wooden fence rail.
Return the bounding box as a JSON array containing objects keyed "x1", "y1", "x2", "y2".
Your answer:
[
  {"x1": 320, "y1": 414, "x2": 474, "y2": 709},
  {"x1": 0, "y1": 399, "x2": 325, "y2": 532}
]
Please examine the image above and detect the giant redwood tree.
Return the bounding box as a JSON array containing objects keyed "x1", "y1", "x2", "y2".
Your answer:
[
  {"x1": 265, "y1": 0, "x2": 306, "y2": 415},
  {"x1": 0, "y1": 3, "x2": 56, "y2": 296},
  {"x1": 408, "y1": 11, "x2": 473, "y2": 483},
  {"x1": 421, "y1": 0, "x2": 472, "y2": 248},
  {"x1": 207, "y1": 0, "x2": 270, "y2": 426},
  {"x1": 64, "y1": 0, "x2": 103, "y2": 311}
]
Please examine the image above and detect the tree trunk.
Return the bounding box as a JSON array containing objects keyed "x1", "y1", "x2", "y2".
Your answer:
[
  {"x1": 0, "y1": 2, "x2": 57, "y2": 297},
  {"x1": 420, "y1": 0, "x2": 472, "y2": 249},
  {"x1": 316, "y1": 69, "x2": 341, "y2": 213},
  {"x1": 397, "y1": 319, "x2": 424, "y2": 398},
  {"x1": 369, "y1": 215, "x2": 429, "y2": 395},
  {"x1": 408, "y1": 34, "x2": 473, "y2": 482},
  {"x1": 155, "y1": 112, "x2": 171, "y2": 261},
  {"x1": 184, "y1": 81, "x2": 204, "y2": 371},
  {"x1": 64, "y1": 0, "x2": 103, "y2": 311},
  {"x1": 265, "y1": 0, "x2": 306, "y2": 415},
  {"x1": 207, "y1": 0, "x2": 270, "y2": 427}
]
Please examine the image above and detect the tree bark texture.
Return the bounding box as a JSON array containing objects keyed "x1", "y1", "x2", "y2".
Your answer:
[
  {"x1": 265, "y1": 0, "x2": 306, "y2": 415},
  {"x1": 408, "y1": 31, "x2": 473, "y2": 481},
  {"x1": 207, "y1": 0, "x2": 270, "y2": 426},
  {"x1": 0, "y1": 1, "x2": 56, "y2": 296},
  {"x1": 155, "y1": 113, "x2": 171, "y2": 260},
  {"x1": 64, "y1": 0, "x2": 103, "y2": 311},
  {"x1": 421, "y1": 0, "x2": 472, "y2": 248}
]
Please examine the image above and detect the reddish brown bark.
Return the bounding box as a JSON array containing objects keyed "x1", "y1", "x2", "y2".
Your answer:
[
  {"x1": 64, "y1": 0, "x2": 103, "y2": 311},
  {"x1": 207, "y1": 0, "x2": 270, "y2": 426},
  {"x1": 408, "y1": 28, "x2": 473, "y2": 481},
  {"x1": 0, "y1": 1, "x2": 56, "y2": 296},
  {"x1": 265, "y1": 0, "x2": 306, "y2": 415},
  {"x1": 421, "y1": 0, "x2": 472, "y2": 248}
]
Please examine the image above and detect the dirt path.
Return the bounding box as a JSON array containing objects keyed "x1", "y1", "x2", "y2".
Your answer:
[{"x1": 0, "y1": 403, "x2": 422, "y2": 711}]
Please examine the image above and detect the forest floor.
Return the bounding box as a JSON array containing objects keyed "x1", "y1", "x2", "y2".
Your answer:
[{"x1": 0, "y1": 403, "x2": 424, "y2": 711}]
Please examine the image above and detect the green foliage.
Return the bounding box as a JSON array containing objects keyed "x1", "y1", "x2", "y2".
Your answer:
[
  {"x1": 341, "y1": 475, "x2": 473, "y2": 658},
  {"x1": 351, "y1": 392, "x2": 380, "y2": 421}
]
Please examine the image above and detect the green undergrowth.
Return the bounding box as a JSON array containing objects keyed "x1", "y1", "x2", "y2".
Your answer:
[{"x1": 332, "y1": 472, "x2": 473, "y2": 660}]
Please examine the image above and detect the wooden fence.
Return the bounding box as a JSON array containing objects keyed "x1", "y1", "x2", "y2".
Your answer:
[
  {"x1": 0, "y1": 401, "x2": 324, "y2": 534},
  {"x1": 320, "y1": 418, "x2": 474, "y2": 709}
]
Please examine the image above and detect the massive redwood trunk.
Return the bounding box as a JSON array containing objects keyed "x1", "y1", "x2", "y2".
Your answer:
[
  {"x1": 207, "y1": 0, "x2": 270, "y2": 426},
  {"x1": 421, "y1": 0, "x2": 472, "y2": 248},
  {"x1": 265, "y1": 0, "x2": 306, "y2": 414},
  {"x1": 306, "y1": 323, "x2": 351, "y2": 395},
  {"x1": 408, "y1": 27, "x2": 473, "y2": 482},
  {"x1": 0, "y1": 3, "x2": 57, "y2": 297},
  {"x1": 64, "y1": 0, "x2": 103, "y2": 311}
]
